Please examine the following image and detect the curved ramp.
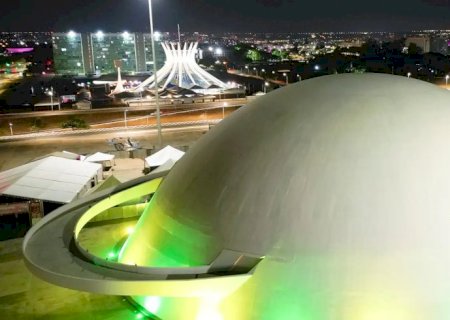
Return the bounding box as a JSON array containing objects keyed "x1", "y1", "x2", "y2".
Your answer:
[{"x1": 22, "y1": 171, "x2": 251, "y2": 298}]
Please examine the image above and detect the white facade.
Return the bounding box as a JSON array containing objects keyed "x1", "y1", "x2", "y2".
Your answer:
[{"x1": 133, "y1": 42, "x2": 230, "y2": 93}]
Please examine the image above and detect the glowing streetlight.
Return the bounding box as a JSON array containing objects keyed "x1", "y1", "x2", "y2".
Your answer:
[
  {"x1": 407, "y1": 72, "x2": 411, "y2": 78},
  {"x1": 223, "y1": 102, "x2": 228, "y2": 119},
  {"x1": 67, "y1": 30, "x2": 76, "y2": 38},
  {"x1": 96, "y1": 30, "x2": 104, "y2": 39},
  {"x1": 124, "y1": 109, "x2": 128, "y2": 128},
  {"x1": 264, "y1": 81, "x2": 269, "y2": 93},
  {"x1": 9, "y1": 122, "x2": 13, "y2": 136},
  {"x1": 208, "y1": 46, "x2": 213, "y2": 52},
  {"x1": 297, "y1": 74, "x2": 301, "y2": 81},
  {"x1": 147, "y1": 0, "x2": 162, "y2": 147},
  {"x1": 283, "y1": 72, "x2": 288, "y2": 84},
  {"x1": 122, "y1": 31, "x2": 130, "y2": 39},
  {"x1": 253, "y1": 67, "x2": 258, "y2": 76},
  {"x1": 446, "y1": 75, "x2": 449, "y2": 87},
  {"x1": 48, "y1": 88, "x2": 54, "y2": 111},
  {"x1": 215, "y1": 48, "x2": 223, "y2": 56},
  {"x1": 245, "y1": 65, "x2": 249, "y2": 74}
]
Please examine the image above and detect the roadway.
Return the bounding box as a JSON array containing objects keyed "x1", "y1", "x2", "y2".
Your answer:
[{"x1": 0, "y1": 97, "x2": 248, "y2": 120}]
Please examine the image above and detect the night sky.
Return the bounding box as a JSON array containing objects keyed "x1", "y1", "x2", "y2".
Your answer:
[{"x1": 2, "y1": 0, "x2": 450, "y2": 32}]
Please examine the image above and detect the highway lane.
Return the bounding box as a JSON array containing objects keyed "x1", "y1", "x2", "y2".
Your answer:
[{"x1": 0, "y1": 98, "x2": 248, "y2": 120}]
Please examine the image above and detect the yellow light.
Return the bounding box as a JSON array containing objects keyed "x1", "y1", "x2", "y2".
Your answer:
[
  {"x1": 126, "y1": 226, "x2": 135, "y2": 235},
  {"x1": 196, "y1": 296, "x2": 223, "y2": 320}
]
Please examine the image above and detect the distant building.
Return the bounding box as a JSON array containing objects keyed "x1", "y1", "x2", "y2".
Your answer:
[
  {"x1": 430, "y1": 36, "x2": 449, "y2": 55},
  {"x1": 52, "y1": 32, "x2": 165, "y2": 75},
  {"x1": 405, "y1": 36, "x2": 431, "y2": 53}
]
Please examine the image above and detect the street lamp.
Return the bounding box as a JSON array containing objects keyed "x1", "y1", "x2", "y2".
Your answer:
[
  {"x1": 446, "y1": 75, "x2": 449, "y2": 87},
  {"x1": 124, "y1": 109, "x2": 128, "y2": 128},
  {"x1": 148, "y1": 0, "x2": 162, "y2": 147},
  {"x1": 253, "y1": 67, "x2": 258, "y2": 77},
  {"x1": 9, "y1": 122, "x2": 13, "y2": 136},
  {"x1": 48, "y1": 88, "x2": 54, "y2": 111},
  {"x1": 297, "y1": 74, "x2": 301, "y2": 81},
  {"x1": 223, "y1": 102, "x2": 228, "y2": 119},
  {"x1": 245, "y1": 65, "x2": 249, "y2": 74},
  {"x1": 407, "y1": 72, "x2": 411, "y2": 78},
  {"x1": 283, "y1": 72, "x2": 288, "y2": 84},
  {"x1": 264, "y1": 81, "x2": 269, "y2": 94}
]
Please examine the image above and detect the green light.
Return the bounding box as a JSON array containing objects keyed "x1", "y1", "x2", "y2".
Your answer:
[
  {"x1": 107, "y1": 251, "x2": 116, "y2": 259},
  {"x1": 136, "y1": 313, "x2": 144, "y2": 319}
]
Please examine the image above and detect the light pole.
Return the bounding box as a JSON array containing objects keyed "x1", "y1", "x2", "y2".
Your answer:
[
  {"x1": 49, "y1": 88, "x2": 54, "y2": 111},
  {"x1": 9, "y1": 122, "x2": 13, "y2": 136},
  {"x1": 264, "y1": 81, "x2": 269, "y2": 93},
  {"x1": 124, "y1": 109, "x2": 128, "y2": 129},
  {"x1": 223, "y1": 102, "x2": 228, "y2": 119},
  {"x1": 253, "y1": 67, "x2": 258, "y2": 77},
  {"x1": 245, "y1": 65, "x2": 249, "y2": 74},
  {"x1": 446, "y1": 75, "x2": 449, "y2": 87},
  {"x1": 297, "y1": 74, "x2": 301, "y2": 81},
  {"x1": 148, "y1": 0, "x2": 162, "y2": 147},
  {"x1": 283, "y1": 72, "x2": 288, "y2": 84},
  {"x1": 407, "y1": 72, "x2": 411, "y2": 79}
]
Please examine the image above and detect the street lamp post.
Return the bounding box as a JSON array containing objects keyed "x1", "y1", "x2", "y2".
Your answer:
[
  {"x1": 223, "y1": 102, "x2": 228, "y2": 119},
  {"x1": 407, "y1": 72, "x2": 411, "y2": 79},
  {"x1": 49, "y1": 88, "x2": 54, "y2": 111},
  {"x1": 148, "y1": 0, "x2": 162, "y2": 147},
  {"x1": 245, "y1": 65, "x2": 249, "y2": 74},
  {"x1": 9, "y1": 123, "x2": 13, "y2": 136},
  {"x1": 297, "y1": 74, "x2": 301, "y2": 81},
  {"x1": 264, "y1": 81, "x2": 269, "y2": 94},
  {"x1": 446, "y1": 75, "x2": 449, "y2": 88},
  {"x1": 124, "y1": 109, "x2": 128, "y2": 129},
  {"x1": 283, "y1": 72, "x2": 288, "y2": 84},
  {"x1": 253, "y1": 67, "x2": 258, "y2": 77}
]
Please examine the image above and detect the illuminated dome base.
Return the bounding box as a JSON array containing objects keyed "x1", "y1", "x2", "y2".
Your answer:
[{"x1": 120, "y1": 74, "x2": 450, "y2": 319}]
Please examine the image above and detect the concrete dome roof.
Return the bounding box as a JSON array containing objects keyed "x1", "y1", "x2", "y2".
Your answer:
[{"x1": 121, "y1": 74, "x2": 450, "y2": 319}]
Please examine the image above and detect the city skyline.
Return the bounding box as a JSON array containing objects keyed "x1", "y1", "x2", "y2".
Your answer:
[{"x1": 2, "y1": 0, "x2": 450, "y2": 33}]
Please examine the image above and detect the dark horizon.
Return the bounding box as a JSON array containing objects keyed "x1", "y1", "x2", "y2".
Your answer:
[{"x1": 2, "y1": 0, "x2": 450, "y2": 33}]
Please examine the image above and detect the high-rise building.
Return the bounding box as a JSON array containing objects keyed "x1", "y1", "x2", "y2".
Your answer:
[
  {"x1": 52, "y1": 31, "x2": 164, "y2": 75},
  {"x1": 52, "y1": 32, "x2": 85, "y2": 75},
  {"x1": 405, "y1": 36, "x2": 431, "y2": 53},
  {"x1": 91, "y1": 32, "x2": 137, "y2": 74}
]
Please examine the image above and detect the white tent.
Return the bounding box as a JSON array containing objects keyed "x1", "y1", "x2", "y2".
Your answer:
[
  {"x1": 0, "y1": 156, "x2": 102, "y2": 203},
  {"x1": 145, "y1": 146, "x2": 185, "y2": 167},
  {"x1": 84, "y1": 152, "x2": 115, "y2": 163}
]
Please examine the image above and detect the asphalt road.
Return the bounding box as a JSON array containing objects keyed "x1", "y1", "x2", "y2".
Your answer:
[{"x1": 0, "y1": 98, "x2": 248, "y2": 120}]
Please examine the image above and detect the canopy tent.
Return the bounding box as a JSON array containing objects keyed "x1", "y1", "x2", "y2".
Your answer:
[
  {"x1": 84, "y1": 152, "x2": 115, "y2": 163},
  {"x1": 145, "y1": 146, "x2": 185, "y2": 167},
  {"x1": 0, "y1": 156, "x2": 102, "y2": 204},
  {"x1": 151, "y1": 159, "x2": 176, "y2": 174}
]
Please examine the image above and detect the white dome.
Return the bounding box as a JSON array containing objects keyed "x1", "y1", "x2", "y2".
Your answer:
[{"x1": 121, "y1": 74, "x2": 450, "y2": 319}]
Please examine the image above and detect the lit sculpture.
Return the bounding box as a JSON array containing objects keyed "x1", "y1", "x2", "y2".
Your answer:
[{"x1": 133, "y1": 42, "x2": 230, "y2": 93}]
